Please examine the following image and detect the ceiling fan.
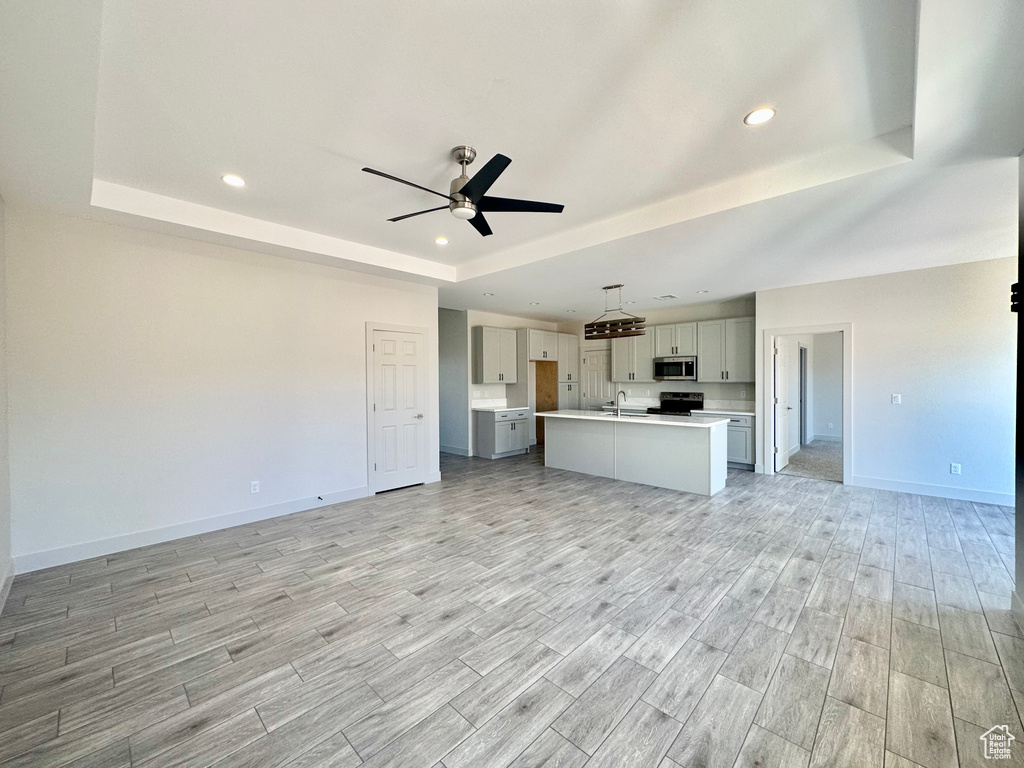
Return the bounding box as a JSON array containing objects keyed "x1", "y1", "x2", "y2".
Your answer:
[{"x1": 361, "y1": 146, "x2": 564, "y2": 237}]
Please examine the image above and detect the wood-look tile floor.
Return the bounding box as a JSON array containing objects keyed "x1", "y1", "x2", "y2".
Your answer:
[{"x1": 0, "y1": 451, "x2": 1020, "y2": 767}]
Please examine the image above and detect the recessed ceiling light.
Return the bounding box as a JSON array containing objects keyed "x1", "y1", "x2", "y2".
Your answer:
[
  {"x1": 696, "y1": 290, "x2": 708, "y2": 294},
  {"x1": 529, "y1": 302, "x2": 540, "y2": 306},
  {"x1": 221, "y1": 174, "x2": 246, "y2": 187},
  {"x1": 743, "y1": 107, "x2": 775, "y2": 126},
  {"x1": 434, "y1": 237, "x2": 448, "y2": 245},
  {"x1": 483, "y1": 292, "x2": 495, "y2": 296},
  {"x1": 625, "y1": 301, "x2": 637, "y2": 305},
  {"x1": 566, "y1": 309, "x2": 576, "y2": 313},
  {"x1": 653, "y1": 294, "x2": 679, "y2": 301}
]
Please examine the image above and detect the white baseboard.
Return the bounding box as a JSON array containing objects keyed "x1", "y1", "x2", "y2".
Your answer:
[
  {"x1": 0, "y1": 558, "x2": 13, "y2": 613},
  {"x1": 439, "y1": 445, "x2": 471, "y2": 457},
  {"x1": 14, "y1": 486, "x2": 370, "y2": 574},
  {"x1": 848, "y1": 475, "x2": 1012, "y2": 506},
  {"x1": 812, "y1": 434, "x2": 842, "y2": 442},
  {"x1": 786, "y1": 445, "x2": 800, "y2": 459}
]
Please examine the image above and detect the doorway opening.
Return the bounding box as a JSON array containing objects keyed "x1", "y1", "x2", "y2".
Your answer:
[{"x1": 765, "y1": 326, "x2": 850, "y2": 483}]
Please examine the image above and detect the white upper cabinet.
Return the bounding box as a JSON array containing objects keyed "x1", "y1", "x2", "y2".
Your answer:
[
  {"x1": 557, "y1": 334, "x2": 579, "y2": 382},
  {"x1": 653, "y1": 323, "x2": 697, "y2": 357},
  {"x1": 472, "y1": 326, "x2": 518, "y2": 384},
  {"x1": 697, "y1": 320, "x2": 726, "y2": 382},
  {"x1": 499, "y1": 328, "x2": 518, "y2": 383},
  {"x1": 611, "y1": 332, "x2": 654, "y2": 383},
  {"x1": 725, "y1": 318, "x2": 755, "y2": 382},
  {"x1": 654, "y1": 325, "x2": 675, "y2": 357},
  {"x1": 527, "y1": 329, "x2": 559, "y2": 361},
  {"x1": 697, "y1": 317, "x2": 754, "y2": 382}
]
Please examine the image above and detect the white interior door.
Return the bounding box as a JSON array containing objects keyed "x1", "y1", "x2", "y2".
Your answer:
[
  {"x1": 582, "y1": 350, "x2": 613, "y2": 410},
  {"x1": 774, "y1": 340, "x2": 791, "y2": 471},
  {"x1": 372, "y1": 329, "x2": 428, "y2": 492}
]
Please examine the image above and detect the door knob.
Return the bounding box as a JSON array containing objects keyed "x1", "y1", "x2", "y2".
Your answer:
[{"x1": 415, "y1": 413, "x2": 424, "y2": 419}]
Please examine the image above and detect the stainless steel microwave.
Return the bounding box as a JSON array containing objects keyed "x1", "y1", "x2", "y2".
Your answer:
[{"x1": 654, "y1": 356, "x2": 697, "y2": 381}]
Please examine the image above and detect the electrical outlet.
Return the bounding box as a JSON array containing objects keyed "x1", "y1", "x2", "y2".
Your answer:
[
  {"x1": 950, "y1": 463, "x2": 961, "y2": 475},
  {"x1": 827, "y1": 422, "x2": 834, "y2": 430},
  {"x1": 740, "y1": 390, "x2": 746, "y2": 398},
  {"x1": 250, "y1": 480, "x2": 260, "y2": 493},
  {"x1": 892, "y1": 394, "x2": 902, "y2": 404}
]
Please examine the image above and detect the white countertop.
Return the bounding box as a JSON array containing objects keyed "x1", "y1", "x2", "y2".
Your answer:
[
  {"x1": 472, "y1": 406, "x2": 530, "y2": 413},
  {"x1": 537, "y1": 410, "x2": 729, "y2": 428}
]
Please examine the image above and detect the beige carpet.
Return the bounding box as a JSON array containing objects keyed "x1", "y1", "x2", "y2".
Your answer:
[{"x1": 779, "y1": 439, "x2": 843, "y2": 482}]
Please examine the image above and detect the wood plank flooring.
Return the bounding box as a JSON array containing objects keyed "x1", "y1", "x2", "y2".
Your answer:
[{"x1": 0, "y1": 451, "x2": 1020, "y2": 767}]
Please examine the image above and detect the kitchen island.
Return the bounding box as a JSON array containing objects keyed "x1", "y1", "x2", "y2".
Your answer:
[{"x1": 536, "y1": 410, "x2": 729, "y2": 495}]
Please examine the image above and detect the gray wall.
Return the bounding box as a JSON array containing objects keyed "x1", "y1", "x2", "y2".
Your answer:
[
  {"x1": 438, "y1": 308, "x2": 470, "y2": 455},
  {"x1": 0, "y1": 198, "x2": 10, "y2": 606},
  {"x1": 812, "y1": 332, "x2": 843, "y2": 440}
]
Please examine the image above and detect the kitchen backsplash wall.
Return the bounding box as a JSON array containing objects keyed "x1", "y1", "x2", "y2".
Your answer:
[
  {"x1": 609, "y1": 381, "x2": 753, "y2": 411},
  {"x1": 466, "y1": 310, "x2": 559, "y2": 409}
]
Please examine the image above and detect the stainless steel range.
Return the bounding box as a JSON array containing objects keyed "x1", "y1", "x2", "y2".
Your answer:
[{"x1": 648, "y1": 391, "x2": 704, "y2": 415}]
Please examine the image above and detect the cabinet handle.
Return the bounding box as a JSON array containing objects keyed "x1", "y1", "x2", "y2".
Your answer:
[
  {"x1": 726, "y1": 371, "x2": 729, "y2": 380},
  {"x1": 721, "y1": 372, "x2": 724, "y2": 380}
]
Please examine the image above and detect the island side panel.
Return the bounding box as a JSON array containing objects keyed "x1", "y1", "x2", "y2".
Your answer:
[
  {"x1": 708, "y1": 422, "x2": 727, "y2": 494},
  {"x1": 541, "y1": 416, "x2": 616, "y2": 479},
  {"x1": 614, "y1": 421, "x2": 721, "y2": 495}
]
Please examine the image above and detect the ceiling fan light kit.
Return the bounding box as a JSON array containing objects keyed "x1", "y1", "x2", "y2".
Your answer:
[
  {"x1": 362, "y1": 145, "x2": 564, "y2": 236},
  {"x1": 585, "y1": 284, "x2": 647, "y2": 340}
]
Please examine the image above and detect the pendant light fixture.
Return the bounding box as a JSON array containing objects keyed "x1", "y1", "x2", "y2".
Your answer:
[{"x1": 584, "y1": 284, "x2": 646, "y2": 340}]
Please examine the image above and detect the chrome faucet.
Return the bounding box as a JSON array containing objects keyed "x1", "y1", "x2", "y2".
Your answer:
[{"x1": 615, "y1": 390, "x2": 627, "y2": 418}]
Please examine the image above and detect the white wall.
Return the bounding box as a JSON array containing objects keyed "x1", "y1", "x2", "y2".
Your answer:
[
  {"x1": 756, "y1": 257, "x2": 1016, "y2": 503},
  {"x1": 438, "y1": 309, "x2": 470, "y2": 456},
  {"x1": 0, "y1": 198, "x2": 11, "y2": 604},
  {"x1": 7, "y1": 208, "x2": 440, "y2": 571},
  {"x1": 812, "y1": 332, "x2": 843, "y2": 440}
]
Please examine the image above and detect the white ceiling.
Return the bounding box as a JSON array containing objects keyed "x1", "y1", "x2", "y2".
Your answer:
[{"x1": 1, "y1": 1, "x2": 1022, "y2": 318}]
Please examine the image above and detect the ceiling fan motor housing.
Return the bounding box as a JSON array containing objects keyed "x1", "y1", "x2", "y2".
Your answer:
[{"x1": 449, "y1": 176, "x2": 477, "y2": 219}]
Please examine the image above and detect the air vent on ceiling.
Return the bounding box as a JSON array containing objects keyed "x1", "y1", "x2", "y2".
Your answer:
[{"x1": 653, "y1": 294, "x2": 679, "y2": 301}]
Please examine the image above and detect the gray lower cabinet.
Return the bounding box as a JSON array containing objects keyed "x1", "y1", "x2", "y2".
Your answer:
[
  {"x1": 727, "y1": 423, "x2": 753, "y2": 465},
  {"x1": 725, "y1": 413, "x2": 754, "y2": 466},
  {"x1": 474, "y1": 410, "x2": 530, "y2": 459},
  {"x1": 701, "y1": 411, "x2": 754, "y2": 467}
]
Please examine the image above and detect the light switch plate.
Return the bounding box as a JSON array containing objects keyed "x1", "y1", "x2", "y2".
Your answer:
[{"x1": 891, "y1": 394, "x2": 901, "y2": 404}]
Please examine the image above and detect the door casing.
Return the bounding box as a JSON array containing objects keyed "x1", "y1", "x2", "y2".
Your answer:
[{"x1": 761, "y1": 323, "x2": 852, "y2": 482}]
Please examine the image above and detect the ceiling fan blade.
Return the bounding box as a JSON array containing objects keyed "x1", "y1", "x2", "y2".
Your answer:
[
  {"x1": 477, "y1": 196, "x2": 564, "y2": 214},
  {"x1": 362, "y1": 167, "x2": 453, "y2": 202},
  {"x1": 387, "y1": 205, "x2": 448, "y2": 222},
  {"x1": 468, "y1": 211, "x2": 493, "y2": 237},
  {"x1": 457, "y1": 154, "x2": 511, "y2": 202}
]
